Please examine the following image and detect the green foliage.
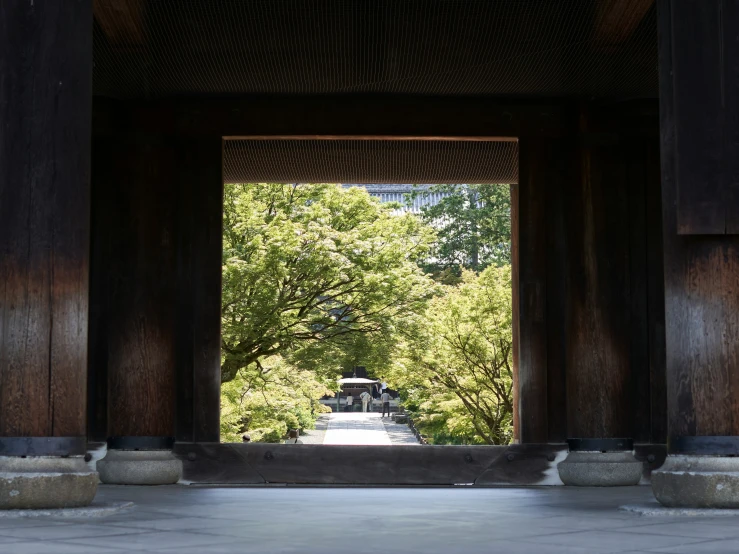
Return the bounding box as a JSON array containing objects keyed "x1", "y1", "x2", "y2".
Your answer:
[
  {"x1": 408, "y1": 184, "x2": 511, "y2": 279},
  {"x1": 221, "y1": 183, "x2": 436, "y2": 383},
  {"x1": 389, "y1": 265, "x2": 514, "y2": 445},
  {"x1": 220, "y1": 184, "x2": 437, "y2": 441},
  {"x1": 220, "y1": 355, "x2": 333, "y2": 443},
  {"x1": 220, "y1": 183, "x2": 513, "y2": 444}
]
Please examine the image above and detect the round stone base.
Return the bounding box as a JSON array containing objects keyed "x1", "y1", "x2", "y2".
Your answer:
[
  {"x1": 0, "y1": 456, "x2": 98, "y2": 510},
  {"x1": 97, "y1": 449, "x2": 182, "y2": 485},
  {"x1": 558, "y1": 451, "x2": 643, "y2": 486},
  {"x1": 652, "y1": 455, "x2": 739, "y2": 508}
]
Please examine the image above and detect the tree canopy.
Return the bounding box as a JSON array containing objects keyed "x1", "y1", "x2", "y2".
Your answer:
[
  {"x1": 220, "y1": 183, "x2": 513, "y2": 444},
  {"x1": 408, "y1": 184, "x2": 511, "y2": 279},
  {"x1": 388, "y1": 265, "x2": 514, "y2": 445},
  {"x1": 222, "y1": 184, "x2": 435, "y2": 383}
]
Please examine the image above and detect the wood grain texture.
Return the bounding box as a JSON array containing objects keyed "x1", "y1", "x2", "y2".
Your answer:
[
  {"x1": 561, "y1": 106, "x2": 664, "y2": 442},
  {"x1": 174, "y1": 443, "x2": 591, "y2": 486},
  {"x1": 175, "y1": 138, "x2": 223, "y2": 443},
  {"x1": 565, "y1": 127, "x2": 632, "y2": 439},
  {"x1": 105, "y1": 134, "x2": 177, "y2": 438},
  {"x1": 510, "y1": 184, "x2": 520, "y2": 442},
  {"x1": 0, "y1": 0, "x2": 91, "y2": 438},
  {"x1": 660, "y1": 0, "x2": 739, "y2": 438},
  {"x1": 516, "y1": 139, "x2": 551, "y2": 443},
  {"x1": 665, "y1": 0, "x2": 739, "y2": 235},
  {"x1": 672, "y1": 0, "x2": 723, "y2": 234},
  {"x1": 236, "y1": 444, "x2": 505, "y2": 485},
  {"x1": 543, "y1": 133, "x2": 573, "y2": 443}
]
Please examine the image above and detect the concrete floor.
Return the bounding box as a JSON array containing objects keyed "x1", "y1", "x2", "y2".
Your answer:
[{"x1": 2, "y1": 486, "x2": 739, "y2": 553}]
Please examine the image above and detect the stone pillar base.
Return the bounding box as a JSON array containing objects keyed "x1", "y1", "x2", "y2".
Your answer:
[
  {"x1": 652, "y1": 455, "x2": 739, "y2": 508},
  {"x1": 558, "y1": 451, "x2": 643, "y2": 486},
  {"x1": 0, "y1": 457, "x2": 98, "y2": 510},
  {"x1": 97, "y1": 450, "x2": 182, "y2": 485}
]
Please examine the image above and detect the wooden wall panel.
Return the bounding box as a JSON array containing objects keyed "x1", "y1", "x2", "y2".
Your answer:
[
  {"x1": 516, "y1": 139, "x2": 558, "y2": 443},
  {"x1": 175, "y1": 138, "x2": 223, "y2": 443},
  {"x1": 543, "y1": 140, "x2": 571, "y2": 443},
  {"x1": 664, "y1": 0, "x2": 739, "y2": 235},
  {"x1": 565, "y1": 135, "x2": 632, "y2": 439},
  {"x1": 106, "y1": 135, "x2": 177, "y2": 438},
  {"x1": 0, "y1": 1, "x2": 91, "y2": 439}
]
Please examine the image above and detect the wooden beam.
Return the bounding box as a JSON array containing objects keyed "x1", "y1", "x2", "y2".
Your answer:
[{"x1": 91, "y1": 96, "x2": 570, "y2": 140}]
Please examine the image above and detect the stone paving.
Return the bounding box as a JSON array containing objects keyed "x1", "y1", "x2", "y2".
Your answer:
[
  {"x1": 322, "y1": 412, "x2": 419, "y2": 445},
  {"x1": 293, "y1": 415, "x2": 329, "y2": 445},
  {"x1": 3, "y1": 485, "x2": 739, "y2": 553}
]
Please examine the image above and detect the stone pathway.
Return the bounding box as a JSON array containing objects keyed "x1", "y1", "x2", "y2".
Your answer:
[
  {"x1": 296, "y1": 414, "x2": 329, "y2": 445},
  {"x1": 382, "y1": 417, "x2": 422, "y2": 444},
  {"x1": 322, "y1": 412, "x2": 419, "y2": 445}
]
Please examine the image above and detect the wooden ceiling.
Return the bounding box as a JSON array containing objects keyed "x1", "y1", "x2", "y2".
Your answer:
[{"x1": 93, "y1": 0, "x2": 657, "y2": 100}]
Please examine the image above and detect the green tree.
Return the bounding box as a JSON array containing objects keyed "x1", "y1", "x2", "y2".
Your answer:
[
  {"x1": 408, "y1": 184, "x2": 511, "y2": 279},
  {"x1": 221, "y1": 184, "x2": 436, "y2": 383},
  {"x1": 389, "y1": 265, "x2": 514, "y2": 445},
  {"x1": 220, "y1": 354, "x2": 333, "y2": 442}
]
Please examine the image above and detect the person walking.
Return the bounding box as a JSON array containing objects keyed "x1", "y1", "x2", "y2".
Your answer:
[
  {"x1": 380, "y1": 390, "x2": 391, "y2": 417},
  {"x1": 360, "y1": 390, "x2": 372, "y2": 412},
  {"x1": 345, "y1": 393, "x2": 354, "y2": 412}
]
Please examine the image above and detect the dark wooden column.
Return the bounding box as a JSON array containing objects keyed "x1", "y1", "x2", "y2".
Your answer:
[
  {"x1": 563, "y1": 107, "x2": 664, "y2": 446},
  {"x1": 657, "y1": 0, "x2": 739, "y2": 461},
  {"x1": 564, "y1": 115, "x2": 633, "y2": 442},
  {"x1": 516, "y1": 106, "x2": 666, "y2": 467},
  {"x1": 515, "y1": 137, "x2": 571, "y2": 444},
  {"x1": 175, "y1": 137, "x2": 223, "y2": 444},
  {"x1": 90, "y1": 121, "x2": 223, "y2": 446},
  {"x1": 97, "y1": 130, "x2": 178, "y2": 443},
  {"x1": 0, "y1": 1, "x2": 92, "y2": 454},
  {"x1": 652, "y1": 0, "x2": 739, "y2": 507},
  {"x1": 510, "y1": 184, "x2": 520, "y2": 442}
]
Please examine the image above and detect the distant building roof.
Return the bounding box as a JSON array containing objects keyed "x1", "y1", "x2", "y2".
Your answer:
[
  {"x1": 338, "y1": 377, "x2": 379, "y2": 385},
  {"x1": 343, "y1": 184, "x2": 452, "y2": 214}
]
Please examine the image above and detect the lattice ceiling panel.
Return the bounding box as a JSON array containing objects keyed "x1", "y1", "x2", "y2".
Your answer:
[
  {"x1": 222, "y1": 139, "x2": 519, "y2": 185},
  {"x1": 93, "y1": 0, "x2": 657, "y2": 99}
]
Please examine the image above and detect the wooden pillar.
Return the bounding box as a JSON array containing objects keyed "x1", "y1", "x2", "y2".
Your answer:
[
  {"x1": 0, "y1": 0, "x2": 97, "y2": 508},
  {"x1": 564, "y1": 113, "x2": 636, "y2": 443},
  {"x1": 517, "y1": 106, "x2": 665, "y2": 485},
  {"x1": 557, "y1": 105, "x2": 665, "y2": 486},
  {"x1": 91, "y1": 127, "x2": 183, "y2": 484},
  {"x1": 175, "y1": 137, "x2": 223, "y2": 444},
  {"x1": 652, "y1": 0, "x2": 739, "y2": 508},
  {"x1": 515, "y1": 137, "x2": 571, "y2": 444},
  {"x1": 106, "y1": 132, "x2": 178, "y2": 442},
  {"x1": 510, "y1": 184, "x2": 520, "y2": 442}
]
